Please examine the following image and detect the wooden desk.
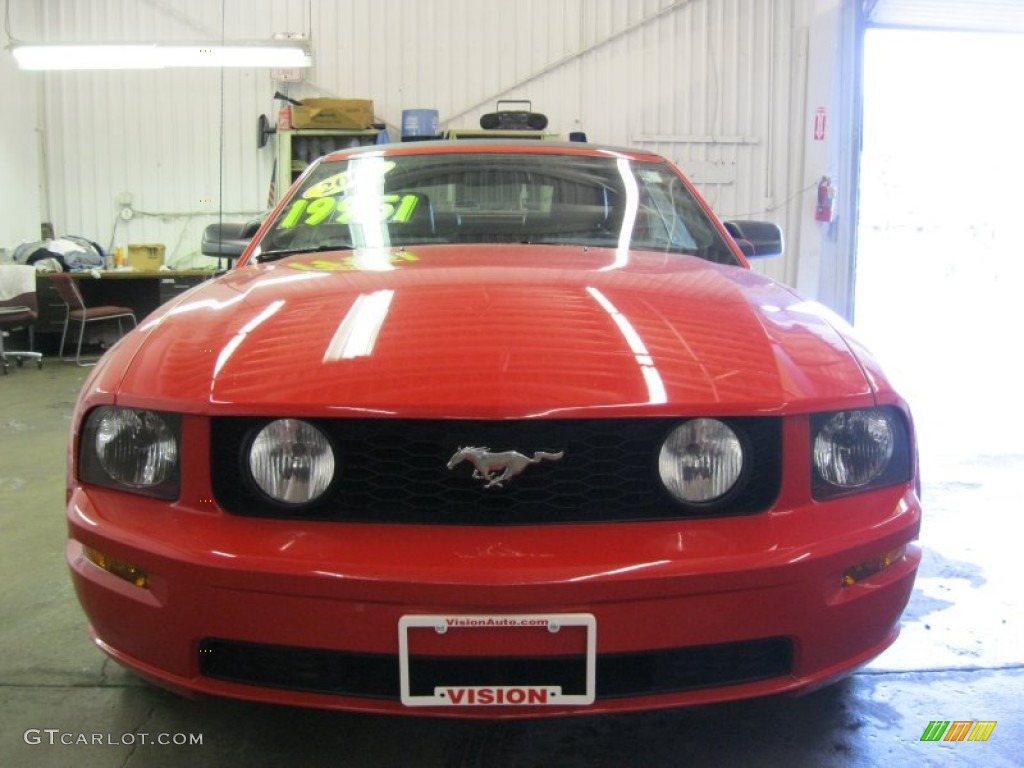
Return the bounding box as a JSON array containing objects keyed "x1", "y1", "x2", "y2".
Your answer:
[{"x1": 35, "y1": 270, "x2": 215, "y2": 338}]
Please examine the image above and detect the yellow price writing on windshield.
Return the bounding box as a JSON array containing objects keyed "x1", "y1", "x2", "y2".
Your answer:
[{"x1": 279, "y1": 194, "x2": 420, "y2": 230}]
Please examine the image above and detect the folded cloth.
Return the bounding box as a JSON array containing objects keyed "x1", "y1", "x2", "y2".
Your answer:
[{"x1": 0, "y1": 264, "x2": 36, "y2": 302}]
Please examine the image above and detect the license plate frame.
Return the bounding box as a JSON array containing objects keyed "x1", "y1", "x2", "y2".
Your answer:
[{"x1": 398, "y1": 613, "x2": 596, "y2": 707}]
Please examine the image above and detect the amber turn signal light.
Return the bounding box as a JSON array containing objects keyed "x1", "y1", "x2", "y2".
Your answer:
[
  {"x1": 842, "y1": 545, "x2": 906, "y2": 587},
  {"x1": 83, "y1": 545, "x2": 149, "y2": 588}
]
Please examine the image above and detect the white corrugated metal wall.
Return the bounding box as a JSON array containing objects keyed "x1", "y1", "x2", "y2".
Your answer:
[{"x1": 13, "y1": 0, "x2": 823, "y2": 286}]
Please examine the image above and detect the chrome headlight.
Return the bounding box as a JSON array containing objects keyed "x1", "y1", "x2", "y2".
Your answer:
[
  {"x1": 247, "y1": 419, "x2": 336, "y2": 505},
  {"x1": 659, "y1": 418, "x2": 744, "y2": 503},
  {"x1": 79, "y1": 407, "x2": 180, "y2": 499},
  {"x1": 812, "y1": 407, "x2": 911, "y2": 498}
]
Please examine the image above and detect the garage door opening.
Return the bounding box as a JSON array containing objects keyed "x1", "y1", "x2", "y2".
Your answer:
[{"x1": 857, "y1": 27, "x2": 1024, "y2": 673}]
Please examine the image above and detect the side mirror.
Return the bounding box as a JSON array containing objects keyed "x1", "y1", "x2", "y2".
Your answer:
[
  {"x1": 201, "y1": 220, "x2": 260, "y2": 260},
  {"x1": 723, "y1": 220, "x2": 784, "y2": 259}
]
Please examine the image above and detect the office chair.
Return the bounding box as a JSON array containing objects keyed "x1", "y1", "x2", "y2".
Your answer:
[
  {"x1": 50, "y1": 272, "x2": 137, "y2": 366},
  {"x1": 0, "y1": 264, "x2": 43, "y2": 374}
]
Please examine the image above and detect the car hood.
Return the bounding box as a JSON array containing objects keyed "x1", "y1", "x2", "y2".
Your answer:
[{"x1": 115, "y1": 245, "x2": 876, "y2": 417}]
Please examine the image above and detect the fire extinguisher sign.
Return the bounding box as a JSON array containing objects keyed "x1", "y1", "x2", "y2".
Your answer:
[{"x1": 814, "y1": 107, "x2": 827, "y2": 141}]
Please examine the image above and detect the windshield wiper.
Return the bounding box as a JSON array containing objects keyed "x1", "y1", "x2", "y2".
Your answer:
[
  {"x1": 257, "y1": 243, "x2": 354, "y2": 263},
  {"x1": 520, "y1": 237, "x2": 616, "y2": 247}
]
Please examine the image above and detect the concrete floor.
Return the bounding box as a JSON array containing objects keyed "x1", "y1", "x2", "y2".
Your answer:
[{"x1": 1, "y1": 361, "x2": 1021, "y2": 768}]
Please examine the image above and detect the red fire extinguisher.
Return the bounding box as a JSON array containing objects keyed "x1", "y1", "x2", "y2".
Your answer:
[{"x1": 815, "y1": 176, "x2": 836, "y2": 223}]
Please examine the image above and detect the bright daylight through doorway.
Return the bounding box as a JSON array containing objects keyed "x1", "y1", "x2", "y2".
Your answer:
[{"x1": 856, "y1": 28, "x2": 1024, "y2": 673}]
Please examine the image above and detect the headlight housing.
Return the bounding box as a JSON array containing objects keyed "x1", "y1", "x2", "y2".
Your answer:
[
  {"x1": 246, "y1": 419, "x2": 337, "y2": 506},
  {"x1": 812, "y1": 407, "x2": 912, "y2": 499},
  {"x1": 79, "y1": 407, "x2": 181, "y2": 499},
  {"x1": 658, "y1": 418, "x2": 745, "y2": 504}
]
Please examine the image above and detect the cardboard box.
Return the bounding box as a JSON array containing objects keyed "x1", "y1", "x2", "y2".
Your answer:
[
  {"x1": 127, "y1": 243, "x2": 165, "y2": 272},
  {"x1": 292, "y1": 98, "x2": 375, "y2": 130}
]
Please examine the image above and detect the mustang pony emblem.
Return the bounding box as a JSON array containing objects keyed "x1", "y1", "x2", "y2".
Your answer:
[{"x1": 446, "y1": 447, "x2": 564, "y2": 489}]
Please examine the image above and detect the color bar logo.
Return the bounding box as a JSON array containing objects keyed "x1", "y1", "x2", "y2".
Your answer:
[{"x1": 920, "y1": 721, "x2": 997, "y2": 742}]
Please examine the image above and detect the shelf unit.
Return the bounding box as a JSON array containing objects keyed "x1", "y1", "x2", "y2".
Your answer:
[{"x1": 275, "y1": 129, "x2": 379, "y2": 202}]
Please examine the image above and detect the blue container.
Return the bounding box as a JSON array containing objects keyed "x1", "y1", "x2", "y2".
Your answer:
[{"x1": 401, "y1": 109, "x2": 440, "y2": 141}]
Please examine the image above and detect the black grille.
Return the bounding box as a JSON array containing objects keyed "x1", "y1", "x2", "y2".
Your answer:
[
  {"x1": 198, "y1": 637, "x2": 793, "y2": 701},
  {"x1": 211, "y1": 417, "x2": 781, "y2": 524}
]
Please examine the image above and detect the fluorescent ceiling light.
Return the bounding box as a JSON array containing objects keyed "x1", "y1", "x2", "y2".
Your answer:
[{"x1": 12, "y1": 41, "x2": 312, "y2": 71}]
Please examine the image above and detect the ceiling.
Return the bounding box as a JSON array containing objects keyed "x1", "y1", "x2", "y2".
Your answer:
[{"x1": 866, "y1": 0, "x2": 1024, "y2": 34}]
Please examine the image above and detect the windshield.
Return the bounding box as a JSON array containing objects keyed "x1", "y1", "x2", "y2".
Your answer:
[{"x1": 256, "y1": 151, "x2": 739, "y2": 265}]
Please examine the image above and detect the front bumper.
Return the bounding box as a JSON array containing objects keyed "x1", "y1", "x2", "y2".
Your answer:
[{"x1": 67, "y1": 484, "x2": 921, "y2": 717}]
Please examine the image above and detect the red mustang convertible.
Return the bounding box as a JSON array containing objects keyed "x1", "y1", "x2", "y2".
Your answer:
[{"x1": 66, "y1": 141, "x2": 921, "y2": 716}]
